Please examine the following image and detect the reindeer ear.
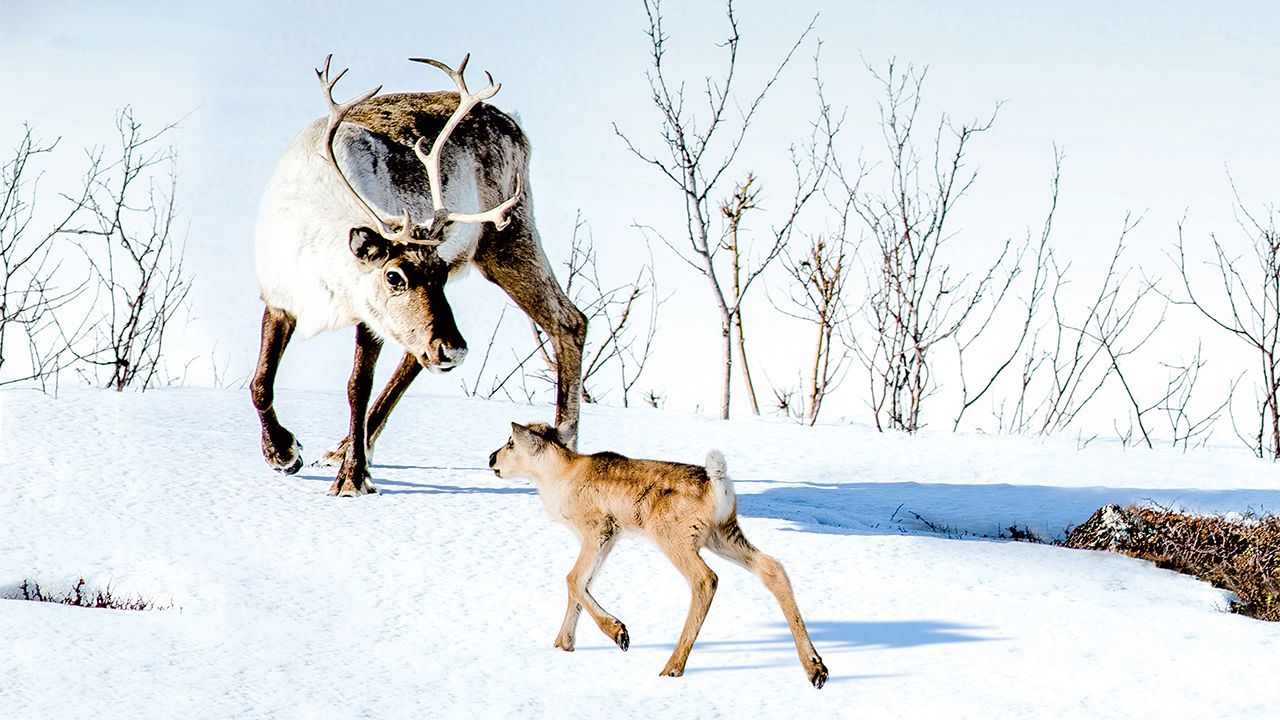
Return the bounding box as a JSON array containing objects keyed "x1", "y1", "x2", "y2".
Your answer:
[
  {"x1": 349, "y1": 227, "x2": 389, "y2": 263},
  {"x1": 555, "y1": 420, "x2": 577, "y2": 447},
  {"x1": 510, "y1": 423, "x2": 545, "y2": 451}
]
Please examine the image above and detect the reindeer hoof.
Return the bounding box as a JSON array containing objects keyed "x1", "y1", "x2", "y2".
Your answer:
[
  {"x1": 614, "y1": 625, "x2": 629, "y2": 652},
  {"x1": 264, "y1": 433, "x2": 303, "y2": 474},
  {"x1": 659, "y1": 665, "x2": 684, "y2": 678},
  {"x1": 329, "y1": 481, "x2": 378, "y2": 497},
  {"x1": 276, "y1": 454, "x2": 304, "y2": 475},
  {"x1": 314, "y1": 441, "x2": 347, "y2": 468},
  {"x1": 327, "y1": 467, "x2": 378, "y2": 497},
  {"x1": 808, "y1": 657, "x2": 829, "y2": 689},
  {"x1": 554, "y1": 637, "x2": 575, "y2": 652}
]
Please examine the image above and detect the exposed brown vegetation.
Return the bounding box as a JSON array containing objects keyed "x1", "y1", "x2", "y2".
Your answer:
[
  {"x1": 1065, "y1": 504, "x2": 1280, "y2": 621},
  {"x1": 10, "y1": 578, "x2": 175, "y2": 612}
]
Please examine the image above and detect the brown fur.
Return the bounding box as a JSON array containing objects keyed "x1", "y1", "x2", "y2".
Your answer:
[{"x1": 489, "y1": 422, "x2": 829, "y2": 688}]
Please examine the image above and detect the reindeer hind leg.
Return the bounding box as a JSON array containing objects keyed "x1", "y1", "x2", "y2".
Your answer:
[
  {"x1": 708, "y1": 518, "x2": 828, "y2": 688},
  {"x1": 475, "y1": 219, "x2": 587, "y2": 449}
]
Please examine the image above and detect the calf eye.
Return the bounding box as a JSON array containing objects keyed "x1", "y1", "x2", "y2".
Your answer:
[{"x1": 385, "y1": 268, "x2": 407, "y2": 291}]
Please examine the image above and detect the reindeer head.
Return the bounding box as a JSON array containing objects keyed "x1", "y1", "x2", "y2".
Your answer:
[
  {"x1": 489, "y1": 422, "x2": 574, "y2": 478},
  {"x1": 347, "y1": 226, "x2": 466, "y2": 371},
  {"x1": 316, "y1": 54, "x2": 523, "y2": 372}
]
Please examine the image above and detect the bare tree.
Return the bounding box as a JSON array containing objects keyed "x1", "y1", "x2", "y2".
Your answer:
[
  {"x1": 846, "y1": 60, "x2": 1006, "y2": 433},
  {"x1": 775, "y1": 178, "x2": 856, "y2": 425},
  {"x1": 616, "y1": 0, "x2": 827, "y2": 419},
  {"x1": 0, "y1": 127, "x2": 92, "y2": 391},
  {"x1": 717, "y1": 173, "x2": 764, "y2": 414},
  {"x1": 66, "y1": 108, "x2": 191, "y2": 391},
  {"x1": 1173, "y1": 189, "x2": 1280, "y2": 458}
]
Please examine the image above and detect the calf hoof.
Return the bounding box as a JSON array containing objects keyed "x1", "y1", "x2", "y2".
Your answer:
[
  {"x1": 614, "y1": 624, "x2": 630, "y2": 652},
  {"x1": 553, "y1": 636, "x2": 575, "y2": 652},
  {"x1": 807, "y1": 656, "x2": 829, "y2": 689},
  {"x1": 659, "y1": 664, "x2": 685, "y2": 678}
]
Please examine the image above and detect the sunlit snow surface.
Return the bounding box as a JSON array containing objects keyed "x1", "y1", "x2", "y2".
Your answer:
[{"x1": 2, "y1": 388, "x2": 1278, "y2": 718}]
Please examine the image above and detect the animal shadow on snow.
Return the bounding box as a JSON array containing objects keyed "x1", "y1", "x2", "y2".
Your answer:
[
  {"x1": 737, "y1": 480, "x2": 1280, "y2": 541},
  {"x1": 296, "y1": 473, "x2": 535, "y2": 496},
  {"x1": 584, "y1": 619, "x2": 989, "y2": 682}
]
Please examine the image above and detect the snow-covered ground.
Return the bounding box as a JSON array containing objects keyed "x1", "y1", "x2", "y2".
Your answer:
[{"x1": 2, "y1": 387, "x2": 1278, "y2": 718}]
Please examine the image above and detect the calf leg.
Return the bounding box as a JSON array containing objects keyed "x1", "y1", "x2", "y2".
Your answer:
[
  {"x1": 708, "y1": 518, "x2": 828, "y2": 689},
  {"x1": 251, "y1": 306, "x2": 301, "y2": 474},
  {"x1": 556, "y1": 528, "x2": 622, "y2": 651},
  {"x1": 318, "y1": 351, "x2": 422, "y2": 467},
  {"x1": 654, "y1": 539, "x2": 718, "y2": 678},
  {"x1": 329, "y1": 323, "x2": 382, "y2": 497}
]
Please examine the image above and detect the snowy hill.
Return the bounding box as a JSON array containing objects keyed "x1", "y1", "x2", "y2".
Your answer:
[{"x1": 2, "y1": 388, "x2": 1278, "y2": 718}]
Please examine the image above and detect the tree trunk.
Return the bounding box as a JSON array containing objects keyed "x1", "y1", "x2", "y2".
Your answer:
[
  {"x1": 734, "y1": 310, "x2": 760, "y2": 415},
  {"x1": 720, "y1": 316, "x2": 733, "y2": 420}
]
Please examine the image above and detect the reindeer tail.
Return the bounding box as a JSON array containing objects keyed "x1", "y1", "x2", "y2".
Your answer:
[{"x1": 706, "y1": 449, "x2": 736, "y2": 524}]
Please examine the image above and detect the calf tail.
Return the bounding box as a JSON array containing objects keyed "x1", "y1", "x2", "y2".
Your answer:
[{"x1": 706, "y1": 449, "x2": 736, "y2": 525}]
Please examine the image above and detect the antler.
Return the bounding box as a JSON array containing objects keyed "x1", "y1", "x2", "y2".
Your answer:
[
  {"x1": 315, "y1": 55, "x2": 417, "y2": 244},
  {"x1": 410, "y1": 54, "x2": 524, "y2": 234}
]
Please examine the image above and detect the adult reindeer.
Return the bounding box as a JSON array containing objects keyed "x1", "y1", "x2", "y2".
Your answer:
[{"x1": 252, "y1": 54, "x2": 586, "y2": 496}]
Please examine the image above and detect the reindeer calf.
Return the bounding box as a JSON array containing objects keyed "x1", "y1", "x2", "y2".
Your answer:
[{"x1": 488, "y1": 422, "x2": 828, "y2": 688}]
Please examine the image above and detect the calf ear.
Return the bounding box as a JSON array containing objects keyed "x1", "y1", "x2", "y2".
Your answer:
[
  {"x1": 349, "y1": 227, "x2": 388, "y2": 263},
  {"x1": 510, "y1": 423, "x2": 546, "y2": 452}
]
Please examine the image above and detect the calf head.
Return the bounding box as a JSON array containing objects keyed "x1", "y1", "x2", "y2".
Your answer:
[
  {"x1": 489, "y1": 421, "x2": 574, "y2": 478},
  {"x1": 349, "y1": 226, "x2": 467, "y2": 372}
]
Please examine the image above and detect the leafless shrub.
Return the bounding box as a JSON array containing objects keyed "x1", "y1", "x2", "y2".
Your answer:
[
  {"x1": 1065, "y1": 504, "x2": 1280, "y2": 622},
  {"x1": 775, "y1": 224, "x2": 854, "y2": 425},
  {"x1": 1158, "y1": 345, "x2": 1229, "y2": 450},
  {"x1": 466, "y1": 214, "x2": 661, "y2": 407},
  {"x1": 65, "y1": 108, "x2": 191, "y2": 391},
  {"x1": 11, "y1": 578, "x2": 175, "y2": 612},
  {"x1": 1109, "y1": 342, "x2": 1228, "y2": 450},
  {"x1": 995, "y1": 216, "x2": 1166, "y2": 438},
  {"x1": 1171, "y1": 188, "x2": 1280, "y2": 459},
  {"x1": 616, "y1": 0, "x2": 830, "y2": 419},
  {"x1": 951, "y1": 151, "x2": 1062, "y2": 432},
  {"x1": 0, "y1": 127, "x2": 93, "y2": 392},
  {"x1": 538, "y1": 213, "x2": 661, "y2": 407},
  {"x1": 845, "y1": 60, "x2": 1007, "y2": 433},
  {"x1": 770, "y1": 383, "x2": 800, "y2": 420}
]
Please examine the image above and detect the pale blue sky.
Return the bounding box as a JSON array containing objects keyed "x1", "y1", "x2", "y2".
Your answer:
[{"x1": 2, "y1": 0, "x2": 1277, "y2": 426}]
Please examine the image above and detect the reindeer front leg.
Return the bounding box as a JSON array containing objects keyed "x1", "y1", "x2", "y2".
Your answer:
[
  {"x1": 251, "y1": 306, "x2": 302, "y2": 473},
  {"x1": 318, "y1": 351, "x2": 422, "y2": 467},
  {"x1": 556, "y1": 525, "x2": 622, "y2": 651},
  {"x1": 330, "y1": 323, "x2": 382, "y2": 497}
]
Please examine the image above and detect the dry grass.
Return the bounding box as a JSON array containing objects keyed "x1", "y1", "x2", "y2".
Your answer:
[
  {"x1": 10, "y1": 578, "x2": 175, "y2": 612},
  {"x1": 1066, "y1": 505, "x2": 1280, "y2": 621}
]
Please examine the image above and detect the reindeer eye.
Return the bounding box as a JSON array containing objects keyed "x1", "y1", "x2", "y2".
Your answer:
[{"x1": 384, "y1": 268, "x2": 407, "y2": 291}]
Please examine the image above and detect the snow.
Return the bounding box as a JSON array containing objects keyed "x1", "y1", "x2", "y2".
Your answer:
[{"x1": 2, "y1": 387, "x2": 1279, "y2": 718}]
